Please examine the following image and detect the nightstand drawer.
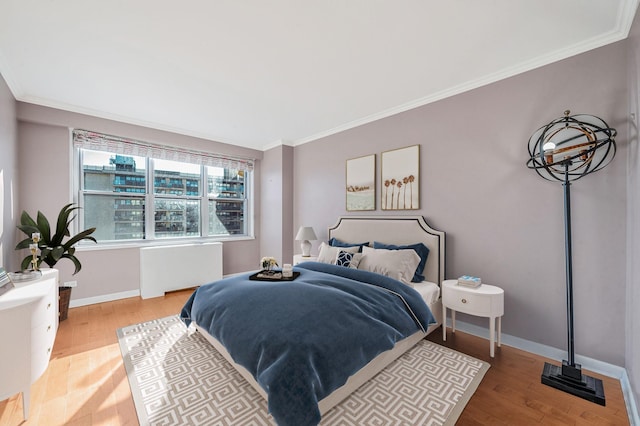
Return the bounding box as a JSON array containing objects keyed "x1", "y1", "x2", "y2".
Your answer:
[{"x1": 445, "y1": 291, "x2": 491, "y2": 315}]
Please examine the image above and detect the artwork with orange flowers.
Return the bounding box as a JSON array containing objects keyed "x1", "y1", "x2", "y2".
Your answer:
[{"x1": 381, "y1": 145, "x2": 420, "y2": 210}]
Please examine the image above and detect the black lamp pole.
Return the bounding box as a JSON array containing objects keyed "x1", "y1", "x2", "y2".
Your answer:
[
  {"x1": 562, "y1": 162, "x2": 575, "y2": 368},
  {"x1": 527, "y1": 110, "x2": 616, "y2": 406}
]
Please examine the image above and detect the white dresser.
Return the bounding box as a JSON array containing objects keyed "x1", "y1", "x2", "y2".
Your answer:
[{"x1": 0, "y1": 269, "x2": 58, "y2": 420}]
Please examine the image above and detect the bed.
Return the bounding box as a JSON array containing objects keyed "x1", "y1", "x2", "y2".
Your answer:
[{"x1": 180, "y1": 215, "x2": 445, "y2": 426}]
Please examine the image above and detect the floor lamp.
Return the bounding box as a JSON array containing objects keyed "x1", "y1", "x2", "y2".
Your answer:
[{"x1": 526, "y1": 110, "x2": 616, "y2": 406}]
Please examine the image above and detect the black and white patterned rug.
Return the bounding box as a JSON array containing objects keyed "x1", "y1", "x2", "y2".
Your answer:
[{"x1": 117, "y1": 315, "x2": 489, "y2": 425}]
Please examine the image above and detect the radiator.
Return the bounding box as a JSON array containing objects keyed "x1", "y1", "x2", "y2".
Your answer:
[{"x1": 140, "y1": 242, "x2": 223, "y2": 299}]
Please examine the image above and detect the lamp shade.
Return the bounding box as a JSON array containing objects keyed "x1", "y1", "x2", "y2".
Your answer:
[
  {"x1": 295, "y1": 226, "x2": 317, "y2": 241},
  {"x1": 295, "y1": 226, "x2": 317, "y2": 257}
]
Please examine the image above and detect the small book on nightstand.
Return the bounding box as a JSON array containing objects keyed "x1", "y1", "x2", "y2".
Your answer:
[{"x1": 457, "y1": 275, "x2": 481, "y2": 288}]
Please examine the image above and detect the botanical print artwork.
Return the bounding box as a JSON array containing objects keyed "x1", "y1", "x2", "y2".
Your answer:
[
  {"x1": 381, "y1": 145, "x2": 419, "y2": 210},
  {"x1": 346, "y1": 154, "x2": 375, "y2": 211}
]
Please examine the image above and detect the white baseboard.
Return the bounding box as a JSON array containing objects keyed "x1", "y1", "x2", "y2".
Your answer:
[
  {"x1": 68, "y1": 289, "x2": 141, "y2": 308},
  {"x1": 447, "y1": 319, "x2": 639, "y2": 425}
]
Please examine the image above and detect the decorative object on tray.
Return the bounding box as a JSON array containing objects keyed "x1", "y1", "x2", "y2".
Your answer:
[
  {"x1": 458, "y1": 275, "x2": 482, "y2": 288},
  {"x1": 295, "y1": 226, "x2": 317, "y2": 257},
  {"x1": 346, "y1": 154, "x2": 375, "y2": 211},
  {"x1": 15, "y1": 203, "x2": 97, "y2": 321},
  {"x1": 0, "y1": 268, "x2": 14, "y2": 296},
  {"x1": 260, "y1": 256, "x2": 278, "y2": 272},
  {"x1": 282, "y1": 263, "x2": 293, "y2": 278},
  {"x1": 249, "y1": 270, "x2": 300, "y2": 281},
  {"x1": 381, "y1": 144, "x2": 420, "y2": 210},
  {"x1": 527, "y1": 110, "x2": 616, "y2": 405}
]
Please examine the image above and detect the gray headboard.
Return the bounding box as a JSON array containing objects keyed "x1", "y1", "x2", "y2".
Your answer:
[{"x1": 328, "y1": 216, "x2": 446, "y2": 285}]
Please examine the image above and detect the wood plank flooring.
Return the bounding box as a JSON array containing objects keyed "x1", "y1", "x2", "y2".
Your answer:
[{"x1": 0, "y1": 290, "x2": 631, "y2": 425}]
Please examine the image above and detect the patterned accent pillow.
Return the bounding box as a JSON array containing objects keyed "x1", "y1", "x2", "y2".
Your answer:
[
  {"x1": 317, "y1": 242, "x2": 359, "y2": 264},
  {"x1": 335, "y1": 250, "x2": 363, "y2": 269}
]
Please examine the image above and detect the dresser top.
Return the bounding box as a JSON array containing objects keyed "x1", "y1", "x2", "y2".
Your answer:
[{"x1": 0, "y1": 269, "x2": 58, "y2": 310}]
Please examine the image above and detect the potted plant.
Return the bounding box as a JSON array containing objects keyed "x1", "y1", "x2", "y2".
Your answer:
[{"x1": 15, "y1": 203, "x2": 96, "y2": 320}]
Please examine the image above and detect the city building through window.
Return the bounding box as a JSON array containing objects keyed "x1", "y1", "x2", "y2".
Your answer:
[{"x1": 75, "y1": 133, "x2": 252, "y2": 242}]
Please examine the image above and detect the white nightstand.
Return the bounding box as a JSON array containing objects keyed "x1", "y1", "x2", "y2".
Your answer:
[
  {"x1": 442, "y1": 279, "x2": 504, "y2": 357},
  {"x1": 293, "y1": 254, "x2": 318, "y2": 265}
]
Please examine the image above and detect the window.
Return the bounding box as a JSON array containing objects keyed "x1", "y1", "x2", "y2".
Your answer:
[{"x1": 75, "y1": 131, "x2": 253, "y2": 242}]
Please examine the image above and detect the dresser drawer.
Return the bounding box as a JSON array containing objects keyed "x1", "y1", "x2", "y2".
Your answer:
[
  {"x1": 445, "y1": 290, "x2": 491, "y2": 315},
  {"x1": 31, "y1": 321, "x2": 55, "y2": 381},
  {"x1": 31, "y1": 287, "x2": 56, "y2": 327}
]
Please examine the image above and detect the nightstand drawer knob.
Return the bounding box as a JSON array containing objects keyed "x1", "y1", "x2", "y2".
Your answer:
[{"x1": 461, "y1": 298, "x2": 467, "y2": 304}]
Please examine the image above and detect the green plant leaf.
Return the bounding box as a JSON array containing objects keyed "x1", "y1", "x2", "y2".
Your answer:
[
  {"x1": 53, "y1": 204, "x2": 76, "y2": 244},
  {"x1": 15, "y1": 237, "x2": 35, "y2": 250},
  {"x1": 36, "y1": 211, "x2": 52, "y2": 243},
  {"x1": 19, "y1": 211, "x2": 37, "y2": 228},
  {"x1": 63, "y1": 228, "x2": 97, "y2": 248},
  {"x1": 50, "y1": 246, "x2": 64, "y2": 262},
  {"x1": 20, "y1": 256, "x2": 32, "y2": 271},
  {"x1": 62, "y1": 254, "x2": 82, "y2": 275},
  {"x1": 16, "y1": 224, "x2": 39, "y2": 237}
]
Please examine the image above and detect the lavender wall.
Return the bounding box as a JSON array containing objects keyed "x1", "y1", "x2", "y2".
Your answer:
[
  {"x1": 294, "y1": 41, "x2": 629, "y2": 366},
  {"x1": 0, "y1": 73, "x2": 17, "y2": 270},
  {"x1": 260, "y1": 145, "x2": 294, "y2": 265},
  {"x1": 626, "y1": 6, "x2": 640, "y2": 411},
  {"x1": 15, "y1": 103, "x2": 263, "y2": 301}
]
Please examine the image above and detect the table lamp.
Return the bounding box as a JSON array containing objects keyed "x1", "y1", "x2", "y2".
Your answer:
[{"x1": 295, "y1": 226, "x2": 317, "y2": 257}]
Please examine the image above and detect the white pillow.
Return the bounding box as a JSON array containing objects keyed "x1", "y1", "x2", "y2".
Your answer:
[
  {"x1": 317, "y1": 242, "x2": 359, "y2": 265},
  {"x1": 358, "y1": 246, "x2": 421, "y2": 286}
]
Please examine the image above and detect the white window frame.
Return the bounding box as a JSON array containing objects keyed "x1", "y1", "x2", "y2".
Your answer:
[{"x1": 73, "y1": 145, "x2": 254, "y2": 245}]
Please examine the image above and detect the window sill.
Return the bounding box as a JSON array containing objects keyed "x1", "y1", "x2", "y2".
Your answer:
[{"x1": 74, "y1": 235, "x2": 255, "y2": 252}]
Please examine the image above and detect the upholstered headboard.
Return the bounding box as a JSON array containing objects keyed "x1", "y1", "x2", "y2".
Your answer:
[{"x1": 328, "y1": 216, "x2": 446, "y2": 285}]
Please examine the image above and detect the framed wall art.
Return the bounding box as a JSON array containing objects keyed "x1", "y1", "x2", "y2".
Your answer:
[
  {"x1": 381, "y1": 145, "x2": 420, "y2": 210},
  {"x1": 346, "y1": 154, "x2": 375, "y2": 211}
]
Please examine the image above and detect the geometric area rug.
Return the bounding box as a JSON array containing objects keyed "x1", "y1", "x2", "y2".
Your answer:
[{"x1": 117, "y1": 315, "x2": 489, "y2": 426}]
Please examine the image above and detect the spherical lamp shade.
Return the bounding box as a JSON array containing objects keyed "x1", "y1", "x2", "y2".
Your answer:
[{"x1": 526, "y1": 110, "x2": 616, "y2": 183}]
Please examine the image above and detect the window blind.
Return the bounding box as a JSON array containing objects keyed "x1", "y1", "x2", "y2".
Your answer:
[{"x1": 73, "y1": 129, "x2": 254, "y2": 171}]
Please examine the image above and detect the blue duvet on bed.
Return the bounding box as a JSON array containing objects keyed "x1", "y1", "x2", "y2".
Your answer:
[{"x1": 180, "y1": 261, "x2": 435, "y2": 426}]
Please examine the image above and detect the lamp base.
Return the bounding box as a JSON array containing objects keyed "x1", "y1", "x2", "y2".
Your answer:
[
  {"x1": 541, "y1": 361, "x2": 605, "y2": 406},
  {"x1": 300, "y1": 240, "x2": 311, "y2": 257}
]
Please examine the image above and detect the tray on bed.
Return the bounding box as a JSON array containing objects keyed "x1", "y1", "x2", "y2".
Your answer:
[{"x1": 249, "y1": 270, "x2": 300, "y2": 281}]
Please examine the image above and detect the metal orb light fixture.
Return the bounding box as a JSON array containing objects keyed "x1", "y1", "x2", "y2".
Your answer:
[{"x1": 526, "y1": 110, "x2": 616, "y2": 406}]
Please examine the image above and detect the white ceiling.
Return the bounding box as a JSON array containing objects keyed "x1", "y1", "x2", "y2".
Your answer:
[{"x1": 0, "y1": 1, "x2": 637, "y2": 151}]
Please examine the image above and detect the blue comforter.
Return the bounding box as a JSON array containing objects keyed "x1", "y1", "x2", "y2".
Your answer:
[{"x1": 180, "y1": 261, "x2": 435, "y2": 426}]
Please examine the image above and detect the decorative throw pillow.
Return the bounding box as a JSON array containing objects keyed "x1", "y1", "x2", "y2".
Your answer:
[
  {"x1": 358, "y1": 246, "x2": 421, "y2": 286},
  {"x1": 335, "y1": 250, "x2": 363, "y2": 269},
  {"x1": 317, "y1": 242, "x2": 359, "y2": 265},
  {"x1": 373, "y1": 241, "x2": 430, "y2": 282},
  {"x1": 328, "y1": 237, "x2": 369, "y2": 253}
]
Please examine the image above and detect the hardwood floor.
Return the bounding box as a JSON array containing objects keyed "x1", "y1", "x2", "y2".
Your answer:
[
  {"x1": 426, "y1": 331, "x2": 630, "y2": 425},
  {"x1": 0, "y1": 290, "x2": 631, "y2": 425}
]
